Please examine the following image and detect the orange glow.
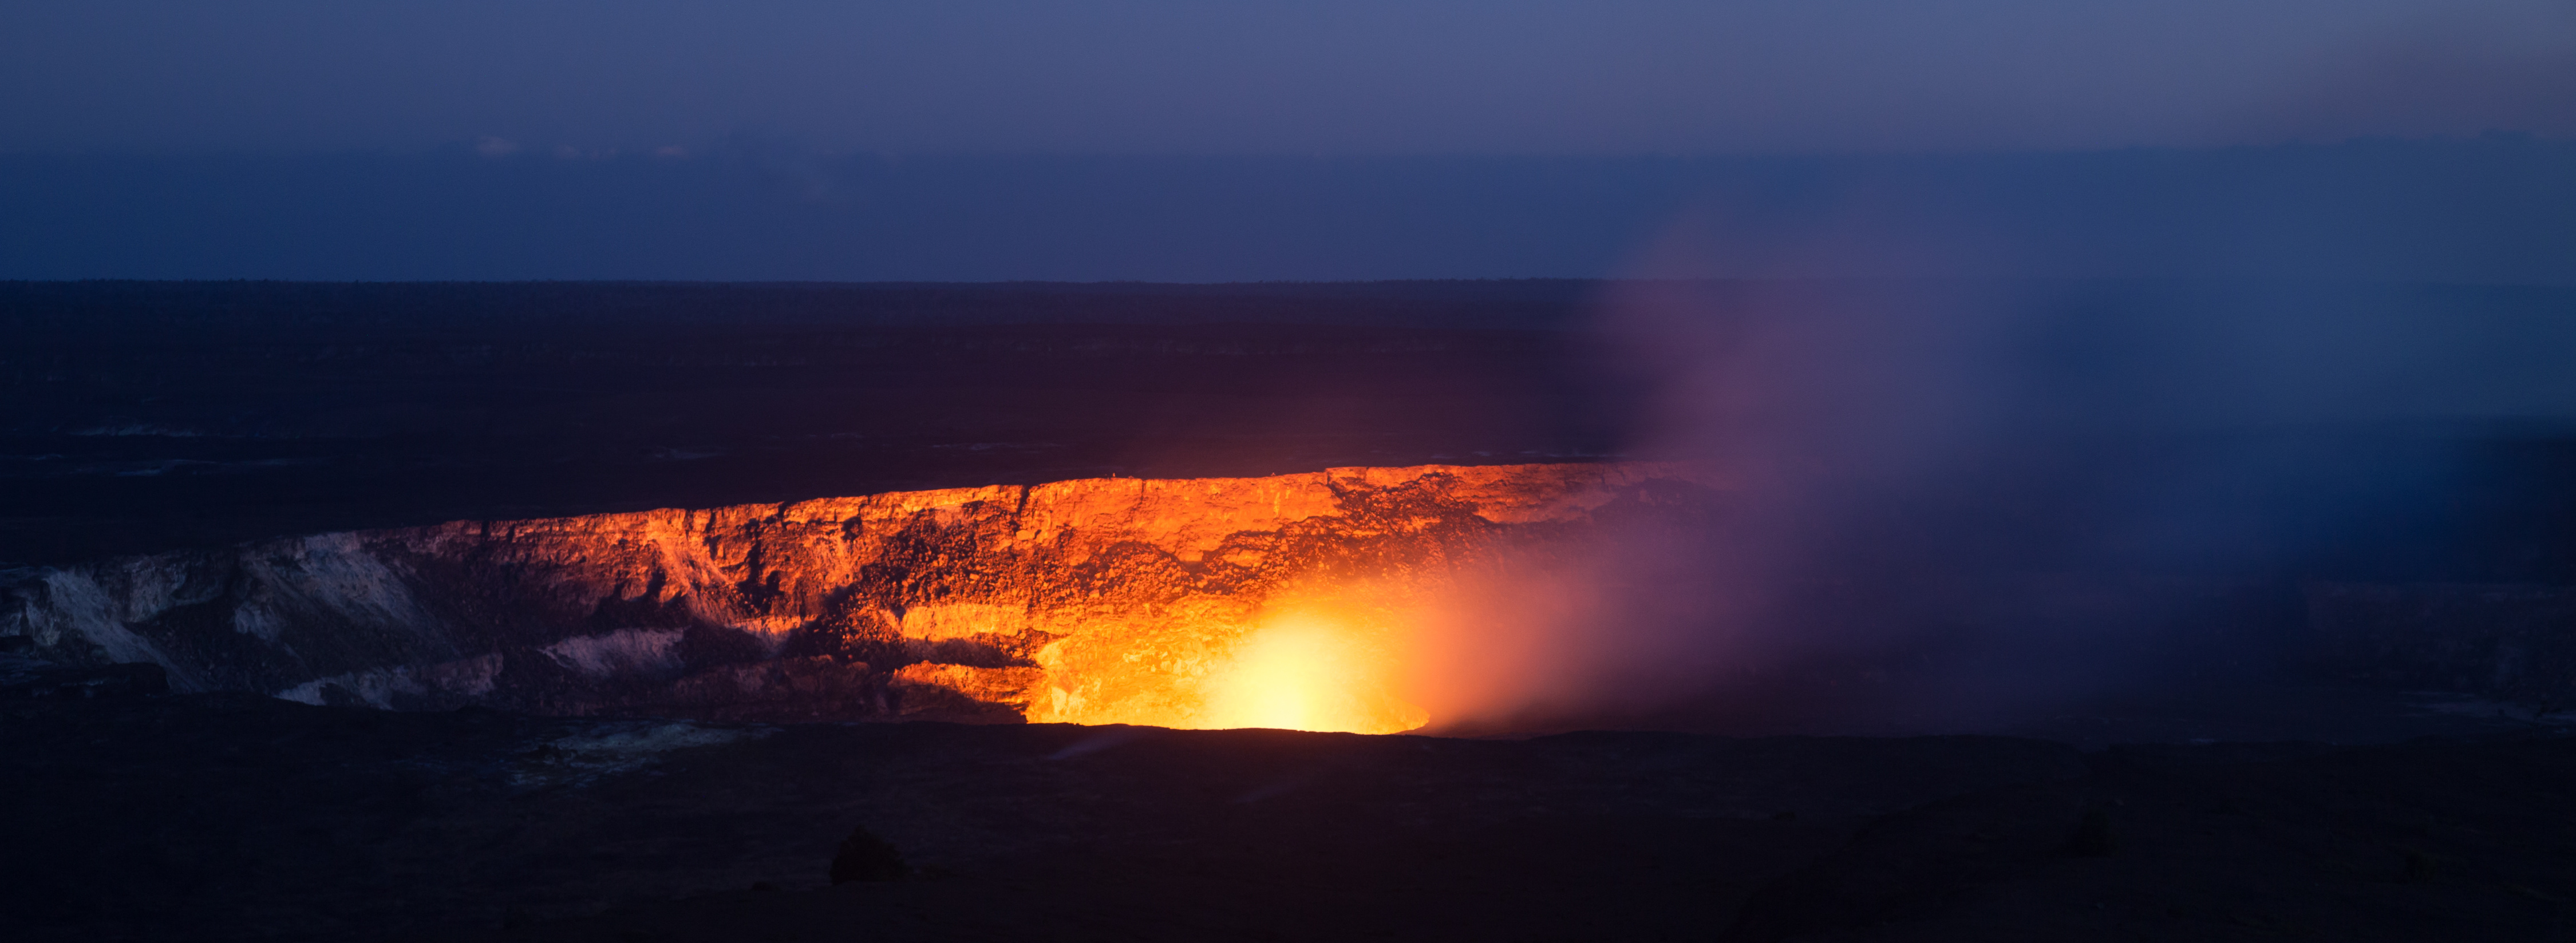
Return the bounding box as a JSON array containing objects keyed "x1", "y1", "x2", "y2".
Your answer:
[
  {"x1": 1196, "y1": 613, "x2": 1428, "y2": 734},
  {"x1": 1030, "y1": 595, "x2": 1432, "y2": 735},
  {"x1": 863, "y1": 463, "x2": 1723, "y2": 734}
]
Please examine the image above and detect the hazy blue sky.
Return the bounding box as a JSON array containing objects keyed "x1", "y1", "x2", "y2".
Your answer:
[
  {"x1": 6, "y1": 0, "x2": 2571, "y2": 155},
  {"x1": 6, "y1": 2, "x2": 2570, "y2": 282}
]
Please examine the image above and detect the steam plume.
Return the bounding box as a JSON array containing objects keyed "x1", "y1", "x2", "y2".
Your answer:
[{"x1": 1412, "y1": 268, "x2": 2576, "y2": 736}]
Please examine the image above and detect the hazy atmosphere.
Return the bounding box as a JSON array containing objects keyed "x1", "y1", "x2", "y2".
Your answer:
[
  {"x1": 10, "y1": 0, "x2": 2573, "y2": 154},
  {"x1": 5, "y1": 0, "x2": 2572, "y2": 281},
  {"x1": 9, "y1": 5, "x2": 2576, "y2": 940}
]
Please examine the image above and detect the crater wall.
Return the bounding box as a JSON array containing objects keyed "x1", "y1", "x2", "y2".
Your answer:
[{"x1": 1, "y1": 462, "x2": 1719, "y2": 724}]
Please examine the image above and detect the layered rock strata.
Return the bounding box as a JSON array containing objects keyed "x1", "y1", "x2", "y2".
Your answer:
[
  {"x1": 2306, "y1": 582, "x2": 2576, "y2": 714},
  {"x1": 1, "y1": 462, "x2": 1718, "y2": 725}
]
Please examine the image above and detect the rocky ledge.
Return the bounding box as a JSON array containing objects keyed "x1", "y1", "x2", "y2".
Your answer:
[{"x1": 0, "y1": 462, "x2": 1717, "y2": 725}]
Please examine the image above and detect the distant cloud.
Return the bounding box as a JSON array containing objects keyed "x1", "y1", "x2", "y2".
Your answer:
[
  {"x1": 5, "y1": 142, "x2": 2564, "y2": 283},
  {"x1": 2253, "y1": 15, "x2": 2576, "y2": 141},
  {"x1": 474, "y1": 137, "x2": 518, "y2": 157},
  {"x1": 8, "y1": 1, "x2": 2571, "y2": 156}
]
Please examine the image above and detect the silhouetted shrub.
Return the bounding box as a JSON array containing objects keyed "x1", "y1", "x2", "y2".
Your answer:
[{"x1": 829, "y1": 826, "x2": 907, "y2": 883}]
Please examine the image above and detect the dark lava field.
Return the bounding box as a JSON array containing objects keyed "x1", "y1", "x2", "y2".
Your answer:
[
  {"x1": 9, "y1": 692, "x2": 2576, "y2": 942},
  {"x1": 9, "y1": 280, "x2": 2576, "y2": 941}
]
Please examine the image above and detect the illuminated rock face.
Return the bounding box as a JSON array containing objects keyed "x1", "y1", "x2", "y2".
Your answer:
[{"x1": 1, "y1": 463, "x2": 1718, "y2": 730}]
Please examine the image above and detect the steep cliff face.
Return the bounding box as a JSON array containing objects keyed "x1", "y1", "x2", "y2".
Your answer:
[
  {"x1": 1, "y1": 462, "x2": 1719, "y2": 730},
  {"x1": 2306, "y1": 582, "x2": 2576, "y2": 713}
]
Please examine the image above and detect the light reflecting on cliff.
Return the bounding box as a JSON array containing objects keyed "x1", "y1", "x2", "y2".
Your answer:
[
  {"x1": 1030, "y1": 593, "x2": 1432, "y2": 735},
  {"x1": 1197, "y1": 612, "x2": 1428, "y2": 734}
]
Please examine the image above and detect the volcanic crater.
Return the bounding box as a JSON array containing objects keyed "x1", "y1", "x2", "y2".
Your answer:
[{"x1": 4, "y1": 462, "x2": 1717, "y2": 734}]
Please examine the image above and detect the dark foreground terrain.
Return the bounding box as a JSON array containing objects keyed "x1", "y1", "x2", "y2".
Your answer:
[{"x1": 2, "y1": 690, "x2": 2571, "y2": 942}]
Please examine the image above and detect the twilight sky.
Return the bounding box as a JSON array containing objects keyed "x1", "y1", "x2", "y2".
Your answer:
[
  {"x1": 6, "y1": 1, "x2": 2572, "y2": 282},
  {"x1": 6, "y1": 0, "x2": 2572, "y2": 156}
]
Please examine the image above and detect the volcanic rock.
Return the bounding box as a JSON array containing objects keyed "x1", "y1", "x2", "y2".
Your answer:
[
  {"x1": 0, "y1": 656, "x2": 167, "y2": 699},
  {"x1": 0, "y1": 462, "x2": 1717, "y2": 725},
  {"x1": 829, "y1": 826, "x2": 908, "y2": 883},
  {"x1": 2306, "y1": 582, "x2": 2576, "y2": 715}
]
